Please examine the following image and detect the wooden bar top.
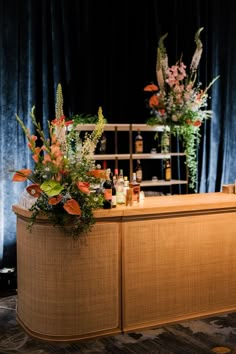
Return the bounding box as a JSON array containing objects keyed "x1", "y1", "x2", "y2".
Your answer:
[
  {"x1": 94, "y1": 192, "x2": 236, "y2": 218},
  {"x1": 13, "y1": 192, "x2": 236, "y2": 221}
]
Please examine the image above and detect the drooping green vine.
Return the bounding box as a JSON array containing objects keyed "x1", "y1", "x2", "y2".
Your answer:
[{"x1": 172, "y1": 124, "x2": 201, "y2": 192}]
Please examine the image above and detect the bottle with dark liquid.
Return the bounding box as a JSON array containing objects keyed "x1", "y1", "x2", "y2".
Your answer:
[
  {"x1": 103, "y1": 168, "x2": 112, "y2": 209},
  {"x1": 110, "y1": 171, "x2": 117, "y2": 208},
  {"x1": 135, "y1": 129, "x2": 143, "y2": 153}
]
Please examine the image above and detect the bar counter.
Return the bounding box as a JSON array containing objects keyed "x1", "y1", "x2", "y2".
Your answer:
[{"x1": 13, "y1": 192, "x2": 236, "y2": 341}]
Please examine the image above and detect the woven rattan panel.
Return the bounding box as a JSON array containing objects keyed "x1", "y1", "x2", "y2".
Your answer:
[
  {"x1": 122, "y1": 212, "x2": 236, "y2": 331},
  {"x1": 17, "y1": 218, "x2": 121, "y2": 339}
]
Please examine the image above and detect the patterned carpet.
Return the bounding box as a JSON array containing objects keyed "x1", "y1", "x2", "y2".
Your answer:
[{"x1": 1, "y1": 295, "x2": 236, "y2": 354}]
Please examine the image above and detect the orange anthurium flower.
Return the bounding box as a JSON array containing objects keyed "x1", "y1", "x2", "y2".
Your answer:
[
  {"x1": 63, "y1": 199, "x2": 81, "y2": 216},
  {"x1": 144, "y1": 84, "x2": 158, "y2": 92},
  {"x1": 88, "y1": 169, "x2": 106, "y2": 179},
  {"x1": 76, "y1": 181, "x2": 90, "y2": 194},
  {"x1": 12, "y1": 169, "x2": 32, "y2": 182},
  {"x1": 48, "y1": 195, "x2": 63, "y2": 205},
  {"x1": 149, "y1": 95, "x2": 159, "y2": 108},
  {"x1": 26, "y1": 184, "x2": 42, "y2": 198}
]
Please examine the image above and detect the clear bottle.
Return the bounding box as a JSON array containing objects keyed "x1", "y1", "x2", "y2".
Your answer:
[
  {"x1": 114, "y1": 168, "x2": 119, "y2": 181},
  {"x1": 135, "y1": 129, "x2": 143, "y2": 153},
  {"x1": 124, "y1": 176, "x2": 129, "y2": 196},
  {"x1": 103, "y1": 168, "x2": 112, "y2": 209},
  {"x1": 135, "y1": 159, "x2": 143, "y2": 183},
  {"x1": 116, "y1": 169, "x2": 126, "y2": 204},
  {"x1": 164, "y1": 159, "x2": 171, "y2": 181}
]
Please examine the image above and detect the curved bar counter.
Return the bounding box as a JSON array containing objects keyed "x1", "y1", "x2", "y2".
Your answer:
[{"x1": 13, "y1": 192, "x2": 236, "y2": 341}]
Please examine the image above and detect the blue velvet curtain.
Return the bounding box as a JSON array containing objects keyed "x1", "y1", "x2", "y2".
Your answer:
[{"x1": 0, "y1": 0, "x2": 235, "y2": 266}]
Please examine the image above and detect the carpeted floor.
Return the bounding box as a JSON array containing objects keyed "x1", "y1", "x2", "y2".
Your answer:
[{"x1": 1, "y1": 295, "x2": 236, "y2": 354}]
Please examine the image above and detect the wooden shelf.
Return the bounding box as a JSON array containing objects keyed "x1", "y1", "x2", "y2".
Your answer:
[
  {"x1": 140, "y1": 179, "x2": 188, "y2": 187},
  {"x1": 93, "y1": 154, "x2": 130, "y2": 160},
  {"x1": 74, "y1": 123, "x2": 168, "y2": 132}
]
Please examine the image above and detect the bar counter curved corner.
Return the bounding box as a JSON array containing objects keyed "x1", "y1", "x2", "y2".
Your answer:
[{"x1": 13, "y1": 192, "x2": 236, "y2": 341}]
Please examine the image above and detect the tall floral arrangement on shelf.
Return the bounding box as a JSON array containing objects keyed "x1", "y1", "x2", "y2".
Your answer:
[
  {"x1": 12, "y1": 84, "x2": 106, "y2": 238},
  {"x1": 144, "y1": 28, "x2": 219, "y2": 191}
]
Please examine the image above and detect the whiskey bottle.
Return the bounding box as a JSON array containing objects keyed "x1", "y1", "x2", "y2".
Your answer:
[
  {"x1": 164, "y1": 159, "x2": 171, "y2": 181},
  {"x1": 129, "y1": 172, "x2": 140, "y2": 203},
  {"x1": 135, "y1": 159, "x2": 143, "y2": 183},
  {"x1": 135, "y1": 129, "x2": 143, "y2": 153}
]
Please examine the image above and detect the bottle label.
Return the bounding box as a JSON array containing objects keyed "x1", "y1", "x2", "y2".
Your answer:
[
  {"x1": 136, "y1": 170, "x2": 142, "y2": 182},
  {"x1": 112, "y1": 195, "x2": 117, "y2": 207},
  {"x1": 132, "y1": 185, "x2": 140, "y2": 202},
  {"x1": 135, "y1": 141, "x2": 143, "y2": 153},
  {"x1": 165, "y1": 167, "x2": 171, "y2": 181},
  {"x1": 116, "y1": 189, "x2": 125, "y2": 204},
  {"x1": 104, "y1": 189, "x2": 112, "y2": 200}
]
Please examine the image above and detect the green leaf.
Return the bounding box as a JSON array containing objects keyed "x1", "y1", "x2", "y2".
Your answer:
[{"x1": 40, "y1": 180, "x2": 64, "y2": 197}]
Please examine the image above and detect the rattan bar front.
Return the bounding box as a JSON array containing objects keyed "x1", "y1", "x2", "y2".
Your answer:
[{"x1": 13, "y1": 192, "x2": 236, "y2": 341}]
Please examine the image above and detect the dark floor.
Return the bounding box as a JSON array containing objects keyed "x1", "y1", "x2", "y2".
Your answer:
[
  {"x1": 1, "y1": 268, "x2": 236, "y2": 353},
  {"x1": 1, "y1": 285, "x2": 236, "y2": 354}
]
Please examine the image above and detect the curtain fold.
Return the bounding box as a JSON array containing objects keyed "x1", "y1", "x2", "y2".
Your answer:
[{"x1": 0, "y1": 0, "x2": 236, "y2": 266}]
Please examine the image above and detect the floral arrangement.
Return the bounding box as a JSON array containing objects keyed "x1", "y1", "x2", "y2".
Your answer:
[
  {"x1": 144, "y1": 27, "x2": 219, "y2": 191},
  {"x1": 12, "y1": 84, "x2": 106, "y2": 238}
]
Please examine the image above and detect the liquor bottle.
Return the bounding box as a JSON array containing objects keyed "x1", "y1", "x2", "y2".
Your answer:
[
  {"x1": 110, "y1": 172, "x2": 117, "y2": 208},
  {"x1": 135, "y1": 129, "x2": 143, "y2": 153},
  {"x1": 124, "y1": 176, "x2": 129, "y2": 196},
  {"x1": 99, "y1": 132, "x2": 107, "y2": 153},
  {"x1": 129, "y1": 172, "x2": 140, "y2": 203},
  {"x1": 164, "y1": 159, "x2": 171, "y2": 181},
  {"x1": 103, "y1": 168, "x2": 112, "y2": 209},
  {"x1": 135, "y1": 159, "x2": 143, "y2": 183},
  {"x1": 102, "y1": 160, "x2": 107, "y2": 170},
  {"x1": 114, "y1": 168, "x2": 119, "y2": 181},
  {"x1": 116, "y1": 169, "x2": 126, "y2": 204}
]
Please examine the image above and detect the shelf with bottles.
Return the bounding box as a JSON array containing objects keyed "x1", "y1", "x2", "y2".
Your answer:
[
  {"x1": 74, "y1": 123, "x2": 188, "y2": 193},
  {"x1": 132, "y1": 156, "x2": 188, "y2": 193}
]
